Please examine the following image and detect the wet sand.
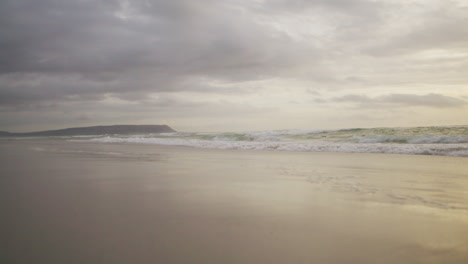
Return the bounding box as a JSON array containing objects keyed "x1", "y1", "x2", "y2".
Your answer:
[{"x1": 1, "y1": 140, "x2": 468, "y2": 264}]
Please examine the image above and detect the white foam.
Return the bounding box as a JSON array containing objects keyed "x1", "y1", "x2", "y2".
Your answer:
[
  {"x1": 70, "y1": 127, "x2": 468, "y2": 157},
  {"x1": 353, "y1": 135, "x2": 468, "y2": 144},
  {"x1": 243, "y1": 129, "x2": 331, "y2": 137},
  {"x1": 79, "y1": 136, "x2": 468, "y2": 157}
]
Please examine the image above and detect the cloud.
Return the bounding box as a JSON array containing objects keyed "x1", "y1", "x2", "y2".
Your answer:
[
  {"x1": 0, "y1": 0, "x2": 314, "y2": 78},
  {"x1": 0, "y1": 0, "x2": 467, "y2": 131},
  {"x1": 0, "y1": 0, "x2": 320, "y2": 107},
  {"x1": 261, "y1": 0, "x2": 384, "y2": 17},
  {"x1": 332, "y1": 93, "x2": 467, "y2": 108},
  {"x1": 366, "y1": 1, "x2": 468, "y2": 56}
]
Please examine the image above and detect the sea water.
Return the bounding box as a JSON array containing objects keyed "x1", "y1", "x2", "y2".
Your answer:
[{"x1": 66, "y1": 126, "x2": 468, "y2": 157}]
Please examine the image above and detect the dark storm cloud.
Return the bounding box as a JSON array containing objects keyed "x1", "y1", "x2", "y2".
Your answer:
[{"x1": 332, "y1": 93, "x2": 467, "y2": 108}]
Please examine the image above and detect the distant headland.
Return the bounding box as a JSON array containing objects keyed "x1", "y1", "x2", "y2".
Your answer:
[{"x1": 0, "y1": 125, "x2": 176, "y2": 137}]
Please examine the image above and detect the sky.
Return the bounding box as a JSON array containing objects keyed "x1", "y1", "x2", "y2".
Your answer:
[{"x1": 1, "y1": 0, "x2": 467, "y2": 132}]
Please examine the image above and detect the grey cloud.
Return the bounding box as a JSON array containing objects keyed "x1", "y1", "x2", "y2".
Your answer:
[
  {"x1": 76, "y1": 113, "x2": 93, "y2": 121},
  {"x1": 332, "y1": 93, "x2": 467, "y2": 108},
  {"x1": 312, "y1": 98, "x2": 327, "y2": 104},
  {"x1": 306, "y1": 89, "x2": 321, "y2": 96},
  {"x1": 260, "y1": 0, "x2": 386, "y2": 44},
  {"x1": 0, "y1": 0, "x2": 319, "y2": 107},
  {"x1": 1, "y1": 0, "x2": 468, "y2": 131},
  {"x1": 261, "y1": 0, "x2": 383, "y2": 17},
  {"x1": 1, "y1": 0, "x2": 448, "y2": 108},
  {"x1": 381, "y1": 93, "x2": 467, "y2": 108},
  {"x1": 0, "y1": 73, "x2": 110, "y2": 106},
  {"x1": 334, "y1": 94, "x2": 370, "y2": 103},
  {"x1": 367, "y1": 1, "x2": 468, "y2": 56},
  {"x1": 0, "y1": 0, "x2": 306, "y2": 76}
]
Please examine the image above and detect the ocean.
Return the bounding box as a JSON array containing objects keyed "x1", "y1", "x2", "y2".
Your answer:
[{"x1": 65, "y1": 125, "x2": 468, "y2": 157}]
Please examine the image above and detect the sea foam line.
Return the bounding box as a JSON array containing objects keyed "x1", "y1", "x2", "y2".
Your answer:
[{"x1": 75, "y1": 136, "x2": 468, "y2": 157}]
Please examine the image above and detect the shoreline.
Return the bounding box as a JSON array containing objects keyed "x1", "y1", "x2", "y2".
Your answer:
[
  {"x1": 1, "y1": 139, "x2": 468, "y2": 263},
  {"x1": 4, "y1": 136, "x2": 468, "y2": 157},
  {"x1": 81, "y1": 139, "x2": 468, "y2": 158}
]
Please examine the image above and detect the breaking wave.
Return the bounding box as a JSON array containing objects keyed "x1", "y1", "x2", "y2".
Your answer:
[
  {"x1": 69, "y1": 126, "x2": 468, "y2": 157},
  {"x1": 352, "y1": 135, "x2": 468, "y2": 144}
]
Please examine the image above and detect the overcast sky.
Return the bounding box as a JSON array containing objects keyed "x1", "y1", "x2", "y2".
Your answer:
[{"x1": 1, "y1": 0, "x2": 467, "y2": 132}]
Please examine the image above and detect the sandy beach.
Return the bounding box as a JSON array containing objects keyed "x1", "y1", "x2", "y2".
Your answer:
[{"x1": 1, "y1": 139, "x2": 467, "y2": 264}]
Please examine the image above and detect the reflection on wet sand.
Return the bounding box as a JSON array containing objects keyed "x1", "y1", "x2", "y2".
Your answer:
[{"x1": 1, "y1": 140, "x2": 467, "y2": 264}]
